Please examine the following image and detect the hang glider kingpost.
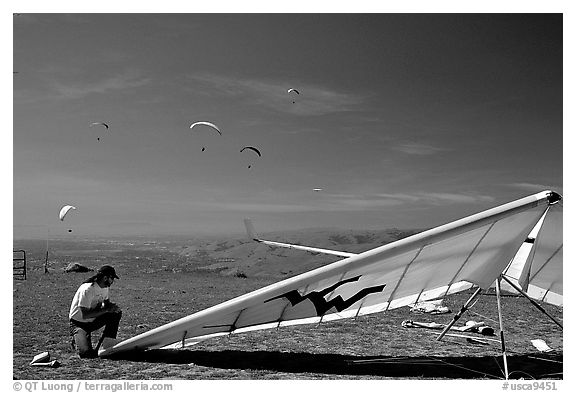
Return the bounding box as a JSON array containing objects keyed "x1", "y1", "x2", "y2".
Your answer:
[{"x1": 100, "y1": 190, "x2": 562, "y2": 357}]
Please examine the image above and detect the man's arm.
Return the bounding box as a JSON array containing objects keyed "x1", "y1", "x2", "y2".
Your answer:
[{"x1": 79, "y1": 303, "x2": 121, "y2": 319}]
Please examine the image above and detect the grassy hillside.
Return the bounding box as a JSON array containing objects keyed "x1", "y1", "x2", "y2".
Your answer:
[{"x1": 12, "y1": 230, "x2": 563, "y2": 380}]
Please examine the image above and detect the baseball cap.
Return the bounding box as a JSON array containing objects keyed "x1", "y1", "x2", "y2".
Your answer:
[{"x1": 97, "y1": 265, "x2": 120, "y2": 279}]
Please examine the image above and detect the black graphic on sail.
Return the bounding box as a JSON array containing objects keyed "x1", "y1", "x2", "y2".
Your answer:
[{"x1": 265, "y1": 275, "x2": 386, "y2": 316}]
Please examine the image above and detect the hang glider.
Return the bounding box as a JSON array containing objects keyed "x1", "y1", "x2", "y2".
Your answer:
[{"x1": 99, "y1": 190, "x2": 562, "y2": 357}]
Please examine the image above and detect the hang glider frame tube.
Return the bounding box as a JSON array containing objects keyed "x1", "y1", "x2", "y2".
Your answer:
[
  {"x1": 500, "y1": 275, "x2": 563, "y2": 329},
  {"x1": 495, "y1": 277, "x2": 509, "y2": 379},
  {"x1": 437, "y1": 287, "x2": 483, "y2": 341},
  {"x1": 243, "y1": 219, "x2": 357, "y2": 258}
]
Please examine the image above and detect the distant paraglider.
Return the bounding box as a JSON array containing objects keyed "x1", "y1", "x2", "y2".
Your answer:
[
  {"x1": 90, "y1": 122, "x2": 109, "y2": 129},
  {"x1": 190, "y1": 121, "x2": 222, "y2": 135},
  {"x1": 59, "y1": 205, "x2": 77, "y2": 233},
  {"x1": 240, "y1": 146, "x2": 261, "y2": 157},
  {"x1": 287, "y1": 88, "x2": 300, "y2": 104},
  {"x1": 190, "y1": 121, "x2": 222, "y2": 151},
  {"x1": 59, "y1": 205, "x2": 76, "y2": 221},
  {"x1": 313, "y1": 188, "x2": 323, "y2": 192},
  {"x1": 89, "y1": 122, "x2": 110, "y2": 141},
  {"x1": 240, "y1": 146, "x2": 262, "y2": 169}
]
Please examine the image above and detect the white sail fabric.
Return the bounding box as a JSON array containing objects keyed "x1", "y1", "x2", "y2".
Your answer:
[
  {"x1": 503, "y1": 203, "x2": 562, "y2": 306},
  {"x1": 525, "y1": 203, "x2": 562, "y2": 305},
  {"x1": 100, "y1": 190, "x2": 559, "y2": 356}
]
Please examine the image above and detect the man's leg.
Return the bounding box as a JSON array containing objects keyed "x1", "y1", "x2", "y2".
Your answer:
[
  {"x1": 102, "y1": 310, "x2": 122, "y2": 339},
  {"x1": 92, "y1": 311, "x2": 122, "y2": 352},
  {"x1": 70, "y1": 322, "x2": 97, "y2": 359}
]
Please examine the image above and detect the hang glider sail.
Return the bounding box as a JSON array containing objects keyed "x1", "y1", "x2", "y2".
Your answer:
[
  {"x1": 100, "y1": 190, "x2": 562, "y2": 357},
  {"x1": 501, "y1": 202, "x2": 562, "y2": 306}
]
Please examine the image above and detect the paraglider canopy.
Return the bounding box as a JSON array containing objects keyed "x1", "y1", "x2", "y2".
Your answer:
[
  {"x1": 89, "y1": 122, "x2": 110, "y2": 141},
  {"x1": 59, "y1": 205, "x2": 77, "y2": 221},
  {"x1": 190, "y1": 121, "x2": 222, "y2": 152},
  {"x1": 240, "y1": 146, "x2": 262, "y2": 157},
  {"x1": 189, "y1": 121, "x2": 222, "y2": 135},
  {"x1": 59, "y1": 205, "x2": 77, "y2": 233},
  {"x1": 240, "y1": 146, "x2": 262, "y2": 169},
  {"x1": 287, "y1": 88, "x2": 300, "y2": 104},
  {"x1": 90, "y1": 122, "x2": 109, "y2": 129}
]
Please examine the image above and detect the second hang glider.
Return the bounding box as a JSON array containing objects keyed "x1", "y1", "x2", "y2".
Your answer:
[{"x1": 99, "y1": 190, "x2": 562, "y2": 357}]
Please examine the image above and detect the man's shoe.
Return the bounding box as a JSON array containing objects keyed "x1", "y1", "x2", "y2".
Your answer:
[{"x1": 79, "y1": 349, "x2": 98, "y2": 359}]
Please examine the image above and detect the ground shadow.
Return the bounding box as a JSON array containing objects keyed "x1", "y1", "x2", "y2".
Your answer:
[{"x1": 107, "y1": 349, "x2": 562, "y2": 379}]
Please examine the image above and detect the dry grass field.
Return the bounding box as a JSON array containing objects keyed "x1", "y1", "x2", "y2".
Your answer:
[{"x1": 12, "y1": 233, "x2": 563, "y2": 380}]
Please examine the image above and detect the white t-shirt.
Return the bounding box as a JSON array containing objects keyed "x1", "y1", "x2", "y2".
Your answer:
[{"x1": 69, "y1": 282, "x2": 110, "y2": 322}]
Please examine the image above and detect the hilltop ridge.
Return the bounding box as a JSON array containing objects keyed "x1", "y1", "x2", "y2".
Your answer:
[{"x1": 181, "y1": 227, "x2": 423, "y2": 278}]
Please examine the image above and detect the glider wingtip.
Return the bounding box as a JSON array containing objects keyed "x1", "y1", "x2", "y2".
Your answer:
[{"x1": 547, "y1": 191, "x2": 562, "y2": 205}]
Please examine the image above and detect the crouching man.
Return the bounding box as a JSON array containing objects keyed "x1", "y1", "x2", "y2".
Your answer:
[{"x1": 69, "y1": 265, "x2": 122, "y2": 358}]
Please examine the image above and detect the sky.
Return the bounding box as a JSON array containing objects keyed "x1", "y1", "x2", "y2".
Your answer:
[{"x1": 11, "y1": 12, "x2": 564, "y2": 239}]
